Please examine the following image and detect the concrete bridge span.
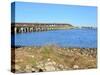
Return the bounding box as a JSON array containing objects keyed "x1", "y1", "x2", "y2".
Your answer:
[{"x1": 11, "y1": 23, "x2": 73, "y2": 33}]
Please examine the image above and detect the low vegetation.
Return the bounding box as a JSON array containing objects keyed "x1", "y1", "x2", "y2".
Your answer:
[{"x1": 11, "y1": 45, "x2": 97, "y2": 73}]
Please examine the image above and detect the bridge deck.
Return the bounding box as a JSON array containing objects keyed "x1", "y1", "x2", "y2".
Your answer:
[{"x1": 11, "y1": 23, "x2": 73, "y2": 33}]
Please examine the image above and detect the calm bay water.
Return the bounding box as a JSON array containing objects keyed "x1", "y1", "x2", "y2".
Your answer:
[{"x1": 13, "y1": 29, "x2": 97, "y2": 48}]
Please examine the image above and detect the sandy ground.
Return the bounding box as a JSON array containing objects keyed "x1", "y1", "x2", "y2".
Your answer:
[{"x1": 11, "y1": 45, "x2": 97, "y2": 73}]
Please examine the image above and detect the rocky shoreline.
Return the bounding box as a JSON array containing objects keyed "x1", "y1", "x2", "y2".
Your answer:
[{"x1": 11, "y1": 45, "x2": 97, "y2": 73}]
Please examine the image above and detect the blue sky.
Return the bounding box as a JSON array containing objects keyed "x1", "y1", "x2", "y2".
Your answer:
[{"x1": 11, "y1": 2, "x2": 97, "y2": 27}]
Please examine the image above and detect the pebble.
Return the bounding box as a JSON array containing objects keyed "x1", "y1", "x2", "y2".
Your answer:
[
  {"x1": 15, "y1": 65, "x2": 20, "y2": 70},
  {"x1": 47, "y1": 58, "x2": 51, "y2": 61},
  {"x1": 31, "y1": 55, "x2": 34, "y2": 58},
  {"x1": 73, "y1": 65, "x2": 79, "y2": 69}
]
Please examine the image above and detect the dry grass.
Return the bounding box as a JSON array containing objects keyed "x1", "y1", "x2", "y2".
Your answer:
[{"x1": 11, "y1": 45, "x2": 97, "y2": 73}]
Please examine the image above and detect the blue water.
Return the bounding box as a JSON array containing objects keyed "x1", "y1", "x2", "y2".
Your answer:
[{"x1": 13, "y1": 29, "x2": 97, "y2": 48}]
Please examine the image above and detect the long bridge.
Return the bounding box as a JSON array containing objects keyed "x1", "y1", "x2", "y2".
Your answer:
[{"x1": 11, "y1": 23, "x2": 73, "y2": 33}]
